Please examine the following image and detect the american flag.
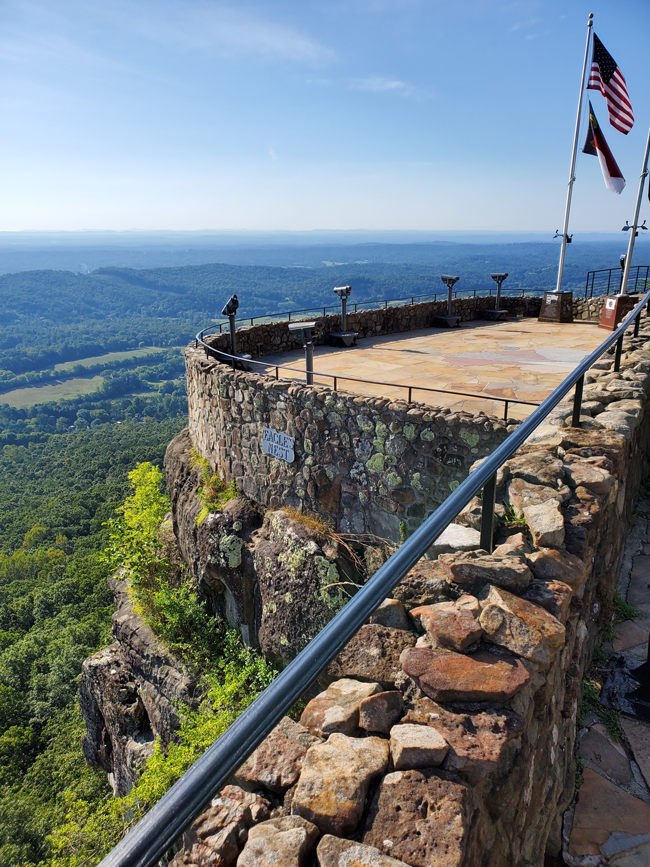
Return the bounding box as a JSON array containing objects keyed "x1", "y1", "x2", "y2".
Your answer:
[{"x1": 587, "y1": 33, "x2": 634, "y2": 135}]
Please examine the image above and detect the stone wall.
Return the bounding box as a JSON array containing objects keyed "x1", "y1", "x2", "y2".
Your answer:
[
  {"x1": 186, "y1": 344, "x2": 511, "y2": 544},
  {"x1": 204, "y1": 295, "x2": 543, "y2": 359},
  {"x1": 167, "y1": 324, "x2": 650, "y2": 867},
  {"x1": 573, "y1": 295, "x2": 606, "y2": 321}
]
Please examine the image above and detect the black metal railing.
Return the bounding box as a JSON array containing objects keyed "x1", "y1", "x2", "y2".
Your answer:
[
  {"x1": 195, "y1": 328, "x2": 540, "y2": 422},
  {"x1": 584, "y1": 265, "x2": 650, "y2": 299},
  {"x1": 208, "y1": 287, "x2": 541, "y2": 333},
  {"x1": 99, "y1": 288, "x2": 650, "y2": 867}
]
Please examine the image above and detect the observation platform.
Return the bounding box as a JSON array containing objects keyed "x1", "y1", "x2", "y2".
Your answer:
[{"x1": 256, "y1": 318, "x2": 604, "y2": 420}]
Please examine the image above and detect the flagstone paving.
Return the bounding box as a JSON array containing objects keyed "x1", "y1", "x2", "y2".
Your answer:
[
  {"x1": 565, "y1": 500, "x2": 650, "y2": 865},
  {"x1": 256, "y1": 318, "x2": 605, "y2": 420}
]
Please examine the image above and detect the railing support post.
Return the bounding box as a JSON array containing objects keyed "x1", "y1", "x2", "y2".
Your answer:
[
  {"x1": 480, "y1": 473, "x2": 497, "y2": 554},
  {"x1": 572, "y1": 374, "x2": 584, "y2": 428},
  {"x1": 614, "y1": 335, "x2": 624, "y2": 372},
  {"x1": 305, "y1": 342, "x2": 314, "y2": 386},
  {"x1": 635, "y1": 313, "x2": 641, "y2": 338}
]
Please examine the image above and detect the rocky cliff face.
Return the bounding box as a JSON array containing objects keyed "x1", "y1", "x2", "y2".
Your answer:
[
  {"x1": 81, "y1": 328, "x2": 650, "y2": 864},
  {"x1": 79, "y1": 574, "x2": 200, "y2": 796}
]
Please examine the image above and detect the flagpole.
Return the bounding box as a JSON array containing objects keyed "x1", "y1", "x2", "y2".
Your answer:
[
  {"x1": 554, "y1": 13, "x2": 594, "y2": 293},
  {"x1": 619, "y1": 123, "x2": 650, "y2": 296}
]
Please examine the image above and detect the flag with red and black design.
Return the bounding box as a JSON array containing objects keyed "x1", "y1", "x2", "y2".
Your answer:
[
  {"x1": 583, "y1": 101, "x2": 625, "y2": 194},
  {"x1": 587, "y1": 33, "x2": 634, "y2": 135}
]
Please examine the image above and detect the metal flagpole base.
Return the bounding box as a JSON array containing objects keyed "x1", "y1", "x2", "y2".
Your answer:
[
  {"x1": 598, "y1": 294, "x2": 638, "y2": 331},
  {"x1": 538, "y1": 291, "x2": 574, "y2": 323}
]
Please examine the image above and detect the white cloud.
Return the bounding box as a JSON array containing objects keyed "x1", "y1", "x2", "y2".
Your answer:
[
  {"x1": 268, "y1": 147, "x2": 279, "y2": 161},
  {"x1": 121, "y1": 1, "x2": 335, "y2": 63},
  {"x1": 350, "y1": 76, "x2": 411, "y2": 93}
]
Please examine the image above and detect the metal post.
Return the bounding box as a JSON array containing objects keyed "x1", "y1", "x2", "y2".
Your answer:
[
  {"x1": 555, "y1": 14, "x2": 593, "y2": 293},
  {"x1": 228, "y1": 314, "x2": 236, "y2": 356},
  {"x1": 635, "y1": 314, "x2": 641, "y2": 338},
  {"x1": 614, "y1": 335, "x2": 624, "y2": 372},
  {"x1": 620, "y1": 123, "x2": 650, "y2": 296},
  {"x1": 503, "y1": 400, "x2": 509, "y2": 422},
  {"x1": 572, "y1": 374, "x2": 584, "y2": 427},
  {"x1": 480, "y1": 473, "x2": 497, "y2": 554},
  {"x1": 305, "y1": 342, "x2": 314, "y2": 386},
  {"x1": 447, "y1": 283, "x2": 453, "y2": 316},
  {"x1": 341, "y1": 295, "x2": 348, "y2": 332}
]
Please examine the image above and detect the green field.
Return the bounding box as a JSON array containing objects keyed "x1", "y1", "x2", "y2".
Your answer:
[
  {"x1": 54, "y1": 346, "x2": 172, "y2": 371},
  {"x1": 1, "y1": 376, "x2": 104, "y2": 408}
]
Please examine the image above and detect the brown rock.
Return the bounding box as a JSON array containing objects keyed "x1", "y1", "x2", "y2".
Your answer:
[
  {"x1": 370, "y1": 599, "x2": 410, "y2": 630},
  {"x1": 237, "y1": 816, "x2": 319, "y2": 867},
  {"x1": 235, "y1": 717, "x2": 320, "y2": 794},
  {"x1": 479, "y1": 585, "x2": 566, "y2": 666},
  {"x1": 522, "y1": 500, "x2": 565, "y2": 548},
  {"x1": 492, "y1": 532, "x2": 533, "y2": 557},
  {"x1": 563, "y1": 455, "x2": 614, "y2": 497},
  {"x1": 400, "y1": 646, "x2": 530, "y2": 703},
  {"x1": 291, "y1": 733, "x2": 389, "y2": 836},
  {"x1": 526, "y1": 548, "x2": 588, "y2": 592},
  {"x1": 300, "y1": 679, "x2": 382, "y2": 737},
  {"x1": 522, "y1": 579, "x2": 573, "y2": 624},
  {"x1": 455, "y1": 593, "x2": 481, "y2": 616},
  {"x1": 361, "y1": 769, "x2": 471, "y2": 867},
  {"x1": 317, "y1": 835, "x2": 412, "y2": 867},
  {"x1": 390, "y1": 723, "x2": 448, "y2": 770},
  {"x1": 325, "y1": 624, "x2": 416, "y2": 689},
  {"x1": 568, "y1": 768, "x2": 650, "y2": 858},
  {"x1": 438, "y1": 549, "x2": 533, "y2": 592},
  {"x1": 505, "y1": 451, "x2": 565, "y2": 487},
  {"x1": 506, "y1": 477, "x2": 564, "y2": 516},
  {"x1": 401, "y1": 698, "x2": 525, "y2": 786},
  {"x1": 181, "y1": 786, "x2": 270, "y2": 867},
  {"x1": 424, "y1": 605, "x2": 483, "y2": 652},
  {"x1": 359, "y1": 690, "x2": 404, "y2": 734},
  {"x1": 392, "y1": 559, "x2": 452, "y2": 609}
]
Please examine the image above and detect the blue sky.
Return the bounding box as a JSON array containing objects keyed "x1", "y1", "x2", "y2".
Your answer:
[{"x1": 1, "y1": 0, "x2": 648, "y2": 232}]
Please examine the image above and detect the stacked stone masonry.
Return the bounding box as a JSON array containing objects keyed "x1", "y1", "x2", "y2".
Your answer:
[
  {"x1": 80, "y1": 299, "x2": 650, "y2": 866},
  {"x1": 172, "y1": 322, "x2": 650, "y2": 866}
]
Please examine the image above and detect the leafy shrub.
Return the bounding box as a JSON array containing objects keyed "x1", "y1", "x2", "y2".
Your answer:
[
  {"x1": 190, "y1": 449, "x2": 238, "y2": 525},
  {"x1": 40, "y1": 462, "x2": 276, "y2": 866}
]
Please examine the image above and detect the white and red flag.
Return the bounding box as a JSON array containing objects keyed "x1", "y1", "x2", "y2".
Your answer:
[
  {"x1": 587, "y1": 33, "x2": 634, "y2": 134},
  {"x1": 583, "y1": 101, "x2": 626, "y2": 194}
]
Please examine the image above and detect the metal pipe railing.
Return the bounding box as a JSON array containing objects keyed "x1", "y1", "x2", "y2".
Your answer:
[
  {"x1": 195, "y1": 333, "x2": 539, "y2": 422},
  {"x1": 99, "y1": 288, "x2": 650, "y2": 867},
  {"x1": 210, "y1": 287, "x2": 542, "y2": 333},
  {"x1": 584, "y1": 265, "x2": 650, "y2": 299}
]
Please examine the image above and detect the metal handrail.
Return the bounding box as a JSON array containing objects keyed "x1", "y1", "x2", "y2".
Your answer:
[
  {"x1": 99, "y1": 288, "x2": 650, "y2": 867},
  {"x1": 209, "y1": 287, "x2": 542, "y2": 332},
  {"x1": 195, "y1": 329, "x2": 540, "y2": 422},
  {"x1": 584, "y1": 265, "x2": 650, "y2": 299}
]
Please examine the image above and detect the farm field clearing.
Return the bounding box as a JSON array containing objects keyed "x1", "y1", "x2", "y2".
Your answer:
[
  {"x1": 1, "y1": 376, "x2": 104, "y2": 408},
  {"x1": 54, "y1": 346, "x2": 177, "y2": 371}
]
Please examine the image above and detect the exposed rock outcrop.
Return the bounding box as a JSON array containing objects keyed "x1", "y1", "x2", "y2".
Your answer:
[{"x1": 79, "y1": 575, "x2": 200, "y2": 796}]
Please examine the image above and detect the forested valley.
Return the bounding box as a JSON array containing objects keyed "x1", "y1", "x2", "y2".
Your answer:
[{"x1": 0, "y1": 239, "x2": 639, "y2": 865}]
